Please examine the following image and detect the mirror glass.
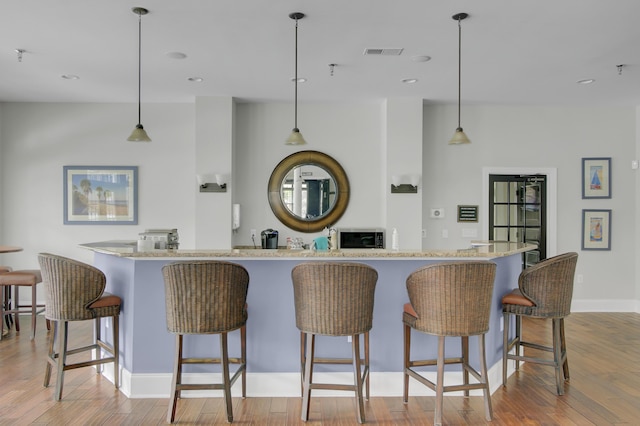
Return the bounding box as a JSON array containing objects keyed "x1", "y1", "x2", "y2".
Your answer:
[
  {"x1": 268, "y1": 151, "x2": 349, "y2": 232},
  {"x1": 280, "y1": 165, "x2": 336, "y2": 219}
]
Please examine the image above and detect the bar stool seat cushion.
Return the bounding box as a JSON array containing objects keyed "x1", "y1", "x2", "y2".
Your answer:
[
  {"x1": 501, "y1": 289, "x2": 536, "y2": 307},
  {"x1": 0, "y1": 270, "x2": 42, "y2": 285}
]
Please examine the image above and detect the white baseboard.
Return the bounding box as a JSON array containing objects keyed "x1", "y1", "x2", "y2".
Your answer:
[{"x1": 103, "y1": 360, "x2": 515, "y2": 399}]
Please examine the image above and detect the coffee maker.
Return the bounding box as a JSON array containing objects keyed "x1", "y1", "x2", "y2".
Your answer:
[{"x1": 261, "y1": 229, "x2": 278, "y2": 249}]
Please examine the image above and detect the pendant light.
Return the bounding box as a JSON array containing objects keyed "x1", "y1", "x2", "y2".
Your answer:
[
  {"x1": 127, "y1": 7, "x2": 151, "y2": 142},
  {"x1": 285, "y1": 12, "x2": 307, "y2": 146},
  {"x1": 448, "y1": 12, "x2": 470, "y2": 145}
]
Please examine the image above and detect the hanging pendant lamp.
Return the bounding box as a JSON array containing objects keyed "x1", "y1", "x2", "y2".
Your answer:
[
  {"x1": 127, "y1": 7, "x2": 151, "y2": 142},
  {"x1": 448, "y1": 12, "x2": 470, "y2": 145},
  {"x1": 285, "y1": 12, "x2": 307, "y2": 146}
]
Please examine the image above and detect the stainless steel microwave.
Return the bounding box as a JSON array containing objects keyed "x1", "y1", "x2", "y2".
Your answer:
[{"x1": 338, "y1": 228, "x2": 385, "y2": 249}]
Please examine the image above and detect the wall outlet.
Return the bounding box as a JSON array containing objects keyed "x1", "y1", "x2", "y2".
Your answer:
[
  {"x1": 421, "y1": 229, "x2": 427, "y2": 238},
  {"x1": 250, "y1": 229, "x2": 257, "y2": 240},
  {"x1": 576, "y1": 274, "x2": 584, "y2": 284},
  {"x1": 442, "y1": 229, "x2": 449, "y2": 238}
]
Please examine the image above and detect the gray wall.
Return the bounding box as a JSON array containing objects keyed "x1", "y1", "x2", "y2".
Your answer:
[{"x1": 0, "y1": 99, "x2": 637, "y2": 312}]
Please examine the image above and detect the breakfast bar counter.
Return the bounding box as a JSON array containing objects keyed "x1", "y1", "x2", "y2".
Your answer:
[{"x1": 82, "y1": 241, "x2": 535, "y2": 398}]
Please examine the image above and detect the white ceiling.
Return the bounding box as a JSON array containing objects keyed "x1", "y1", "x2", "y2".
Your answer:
[{"x1": 1, "y1": 0, "x2": 640, "y2": 106}]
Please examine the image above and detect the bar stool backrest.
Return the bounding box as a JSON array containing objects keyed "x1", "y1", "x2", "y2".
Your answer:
[
  {"x1": 517, "y1": 252, "x2": 578, "y2": 318},
  {"x1": 292, "y1": 262, "x2": 378, "y2": 336},
  {"x1": 38, "y1": 253, "x2": 108, "y2": 321},
  {"x1": 162, "y1": 260, "x2": 249, "y2": 334},
  {"x1": 406, "y1": 261, "x2": 496, "y2": 337}
]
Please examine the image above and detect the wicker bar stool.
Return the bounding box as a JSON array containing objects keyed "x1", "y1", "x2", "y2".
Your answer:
[
  {"x1": 502, "y1": 252, "x2": 578, "y2": 395},
  {"x1": 162, "y1": 260, "x2": 249, "y2": 424},
  {"x1": 403, "y1": 261, "x2": 496, "y2": 426},
  {"x1": 0, "y1": 269, "x2": 49, "y2": 340},
  {"x1": 291, "y1": 262, "x2": 378, "y2": 424},
  {"x1": 0, "y1": 266, "x2": 12, "y2": 333},
  {"x1": 37, "y1": 253, "x2": 121, "y2": 401}
]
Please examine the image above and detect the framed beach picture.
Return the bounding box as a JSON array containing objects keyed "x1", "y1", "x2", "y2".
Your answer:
[
  {"x1": 581, "y1": 157, "x2": 611, "y2": 199},
  {"x1": 63, "y1": 166, "x2": 138, "y2": 224},
  {"x1": 581, "y1": 209, "x2": 611, "y2": 250}
]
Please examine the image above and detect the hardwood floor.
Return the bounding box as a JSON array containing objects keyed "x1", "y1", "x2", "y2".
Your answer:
[{"x1": 0, "y1": 312, "x2": 638, "y2": 425}]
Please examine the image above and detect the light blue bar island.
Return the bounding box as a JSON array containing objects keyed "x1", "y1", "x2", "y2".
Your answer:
[{"x1": 81, "y1": 241, "x2": 535, "y2": 398}]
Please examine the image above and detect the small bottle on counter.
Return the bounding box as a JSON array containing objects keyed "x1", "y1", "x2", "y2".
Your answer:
[
  {"x1": 391, "y1": 228, "x2": 399, "y2": 251},
  {"x1": 329, "y1": 228, "x2": 338, "y2": 250}
]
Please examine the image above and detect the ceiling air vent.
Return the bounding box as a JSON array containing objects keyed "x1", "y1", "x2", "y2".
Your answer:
[{"x1": 363, "y1": 48, "x2": 404, "y2": 56}]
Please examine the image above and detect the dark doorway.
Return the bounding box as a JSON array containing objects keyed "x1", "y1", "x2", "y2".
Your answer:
[{"x1": 489, "y1": 174, "x2": 546, "y2": 268}]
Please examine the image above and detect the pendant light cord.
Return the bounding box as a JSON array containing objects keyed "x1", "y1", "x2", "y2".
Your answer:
[
  {"x1": 457, "y1": 16, "x2": 462, "y2": 129},
  {"x1": 294, "y1": 16, "x2": 299, "y2": 129},
  {"x1": 137, "y1": 11, "x2": 142, "y2": 126}
]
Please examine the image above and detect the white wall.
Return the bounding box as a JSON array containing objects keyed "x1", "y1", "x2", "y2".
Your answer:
[
  {"x1": 0, "y1": 100, "x2": 638, "y2": 310},
  {"x1": 423, "y1": 104, "x2": 637, "y2": 307},
  {"x1": 0, "y1": 102, "x2": 194, "y2": 268}
]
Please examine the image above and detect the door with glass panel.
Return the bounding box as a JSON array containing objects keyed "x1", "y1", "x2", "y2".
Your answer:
[{"x1": 489, "y1": 175, "x2": 546, "y2": 268}]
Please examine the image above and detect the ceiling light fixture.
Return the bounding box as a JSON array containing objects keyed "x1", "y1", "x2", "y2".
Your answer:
[
  {"x1": 448, "y1": 12, "x2": 471, "y2": 145},
  {"x1": 127, "y1": 7, "x2": 151, "y2": 142},
  {"x1": 15, "y1": 49, "x2": 25, "y2": 62},
  {"x1": 285, "y1": 12, "x2": 306, "y2": 146}
]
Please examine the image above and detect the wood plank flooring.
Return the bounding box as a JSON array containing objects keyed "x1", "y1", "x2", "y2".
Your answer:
[{"x1": 0, "y1": 312, "x2": 638, "y2": 425}]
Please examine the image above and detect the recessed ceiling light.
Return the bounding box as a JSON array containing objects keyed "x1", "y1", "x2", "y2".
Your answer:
[
  {"x1": 402, "y1": 78, "x2": 418, "y2": 84},
  {"x1": 577, "y1": 79, "x2": 595, "y2": 85},
  {"x1": 61, "y1": 74, "x2": 79, "y2": 80},
  {"x1": 188, "y1": 77, "x2": 204, "y2": 82},
  {"x1": 290, "y1": 77, "x2": 307, "y2": 83},
  {"x1": 411, "y1": 55, "x2": 431, "y2": 62},
  {"x1": 165, "y1": 51, "x2": 187, "y2": 59}
]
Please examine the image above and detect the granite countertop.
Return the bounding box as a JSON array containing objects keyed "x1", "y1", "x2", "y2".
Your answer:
[{"x1": 80, "y1": 240, "x2": 537, "y2": 259}]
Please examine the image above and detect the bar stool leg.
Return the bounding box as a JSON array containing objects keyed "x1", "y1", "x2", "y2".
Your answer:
[
  {"x1": 403, "y1": 322, "x2": 411, "y2": 403},
  {"x1": 44, "y1": 320, "x2": 56, "y2": 387},
  {"x1": 461, "y1": 336, "x2": 470, "y2": 397},
  {"x1": 301, "y1": 332, "x2": 314, "y2": 421},
  {"x1": 560, "y1": 318, "x2": 569, "y2": 381},
  {"x1": 95, "y1": 318, "x2": 102, "y2": 374},
  {"x1": 167, "y1": 335, "x2": 183, "y2": 423},
  {"x1": 502, "y1": 312, "x2": 509, "y2": 387},
  {"x1": 478, "y1": 334, "x2": 493, "y2": 421},
  {"x1": 113, "y1": 315, "x2": 119, "y2": 389},
  {"x1": 364, "y1": 331, "x2": 370, "y2": 401},
  {"x1": 220, "y1": 332, "x2": 233, "y2": 422},
  {"x1": 352, "y1": 334, "x2": 365, "y2": 424},
  {"x1": 241, "y1": 324, "x2": 246, "y2": 398},
  {"x1": 30, "y1": 284, "x2": 38, "y2": 339},
  {"x1": 435, "y1": 335, "x2": 445, "y2": 426},
  {"x1": 552, "y1": 319, "x2": 564, "y2": 395},
  {"x1": 54, "y1": 321, "x2": 69, "y2": 401},
  {"x1": 13, "y1": 286, "x2": 21, "y2": 333},
  {"x1": 0, "y1": 286, "x2": 6, "y2": 339}
]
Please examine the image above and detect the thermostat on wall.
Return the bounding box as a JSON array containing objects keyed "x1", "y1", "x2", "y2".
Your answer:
[{"x1": 430, "y1": 208, "x2": 444, "y2": 218}]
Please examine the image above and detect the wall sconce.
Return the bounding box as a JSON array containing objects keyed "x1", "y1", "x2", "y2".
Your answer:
[
  {"x1": 390, "y1": 174, "x2": 420, "y2": 194},
  {"x1": 198, "y1": 173, "x2": 227, "y2": 192}
]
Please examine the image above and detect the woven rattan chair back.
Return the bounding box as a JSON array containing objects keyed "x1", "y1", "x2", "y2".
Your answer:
[
  {"x1": 292, "y1": 262, "x2": 378, "y2": 336},
  {"x1": 405, "y1": 261, "x2": 496, "y2": 336},
  {"x1": 37, "y1": 253, "x2": 120, "y2": 401},
  {"x1": 512, "y1": 252, "x2": 578, "y2": 318},
  {"x1": 162, "y1": 261, "x2": 249, "y2": 335},
  {"x1": 38, "y1": 253, "x2": 117, "y2": 321}
]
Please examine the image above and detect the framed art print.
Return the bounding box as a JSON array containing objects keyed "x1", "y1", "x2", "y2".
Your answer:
[
  {"x1": 582, "y1": 157, "x2": 611, "y2": 199},
  {"x1": 63, "y1": 166, "x2": 138, "y2": 224},
  {"x1": 581, "y1": 209, "x2": 611, "y2": 250}
]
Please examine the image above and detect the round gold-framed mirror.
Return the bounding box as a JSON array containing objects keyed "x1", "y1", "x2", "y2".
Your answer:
[{"x1": 268, "y1": 150, "x2": 349, "y2": 232}]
